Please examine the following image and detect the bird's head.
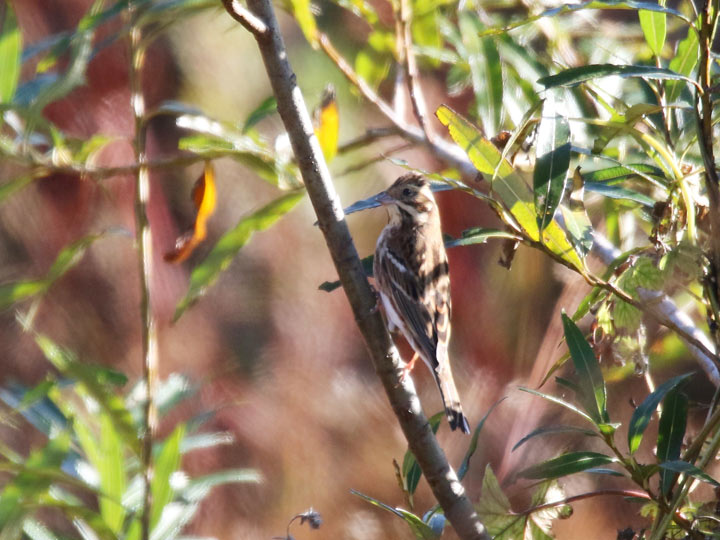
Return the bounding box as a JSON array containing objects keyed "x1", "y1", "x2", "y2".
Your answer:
[{"x1": 376, "y1": 173, "x2": 436, "y2": 225}]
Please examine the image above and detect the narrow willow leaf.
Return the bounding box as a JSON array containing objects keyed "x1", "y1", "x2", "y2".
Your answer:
[
  {"x1": 402, "y1": 412, "x2": 443, "y2": 496},
  {"x1": 583, "y1": 164, "x2": 665, "y2": 183},
  {"x1": 658, "y1": 460, "x2": 720, "y2": 487},
  {"x1": 435, "y1": 105, "x2": 584, "y2": 270},
  {"x1": 0, "y1": 175, "x2": 35, "y2": 202},
  {"x1": 518, "y1": 387, "x2": 594, "y2": 424},
  {"x1": 627, "y1": 373, "x2": 693, "y2": 454},
  {"x1": 151, "y1": 424, "x2": 186, "y2": 529},
  {"x1": 562, "y1": 314, "x2": 608, "y2": 424},
  {"x1": 0, "y1": 3, "x2": 21, "y2": 102},
  {"x1": 639, "y1": 10, "x2": 666, "y2": 56},
  {"x1": 657, "y1": 389, "x2": 687, "y2": 496},
  {"x1": 319, "y1": 254, "x2": 374, "y2": 292},
  {"x1": 667, "y1": 27, "x2": 699, "y2": 103},
  {"x1": 0, "y1": 431, "x2": 71, "y2": 528},
  {"x1": 174, "y1": 191, "x2": 305, "y2": 320},
  {"x1": 585, "y1": 182, "x2": 655, "y2": 208},
  {"x1": 98, "y1": 414, "x2": 125, "y2": 533},
  {"x1": 457, "y1": 398, "x2": 506, "y2": 480},
  {"x1": 512, "y1": 425, "x2": 598, "y2": 452},
  {"x1": 519, "y1": 451, "x2": 616, "y2": 480},
  {"x1": 242, "y1": 96, "x2": 277, "y2": 133},
  {"x1": 539, "y1": 64, "x2": 696, "y2": 90},
  {"x1": 351, "y1": 490, "x2": 439, "y2": 539},
  {"x1": 0, "y1": 234, "x2": 102, "y2": 310},
  {"x1": 444, "y1": 228, "x2": 519, "y2": 247},
  {"x1": 477, "y1": 1, "x2": 690, "y2": 38},
  {"x1": 534, "y1": 94, "x2": 571, "y2": 231},
  {"x1": 34, "y1": 334, "x2": 139, "y2": 456}
]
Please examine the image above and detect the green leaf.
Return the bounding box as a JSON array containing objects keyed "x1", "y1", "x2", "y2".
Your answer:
[
  {"x1": 627, "y1": 373, "x2": 693, "y2": 454},
  {"x1": 0, "y1": 175, "x2": 35, "y2": 203},
  {"x1": 242, "y1": 96, "x2": 277, "y2": 133},
  {"x1": 477, "y1": 465, "x2": 516, "y2": 537},
  {"x1": 0, "y1": 234, "x2": 103, "y2": 310},
  {"x1": 355, "y1": 46, "x2": 391, "y2": 90},
  {"x1": 583, "y1": 164, "x2": 666, "y2": 183},
  {"x1": 534, "y1": 95, "x2": 571, "y2": 230},
  {"x1": 34, "y1": 334, "x2": 139, "y2": 456},
  {"x1": 402, "y1": 412, "x2": 443, "y2": 496},
  {"x1": 518, "y1": 387, "x2": 595, "y2": 424},
  {"x1": 457, "y1": 398, "x2": 506, "y2": 480},
  {"x1": 476, "y1": 2, "x2": 690, "y2": 38},
  {"x1": 512, "y1": 425, "x2": 598, "y2": 452},
  {"x1": 174, "y1": 190, "x2": 304, "y2": 320},
  {"x1": 538, "y1": 64, "x2": 697, "y2": 90},
  {"x1": 351, "y1": 490, "x2": 439, "y2": 539},
  {"x1": 657, "y1": 389, "x2": 687, "y2": 496},
  {"x1": 639, "y1": 9, "x2": 666, "y2": 56},
  {"x1": 0, "y1": 3, "x2": 21, "y2": 102},
  {"x1": 91, "y1": 414, "x2": 125, "y2": 533},
  {"x1": 435, "y1": 105, "x2": 584, "y2": 270},
  {"x1": 667, "y1": 26, "x2": 699, "y2": 103},
  {"x1": 519, "y1": 451, "x2": 616, "y2": 480},
  {"x1": 0, "y1": 431, "x2": 71, "y2": 528},
  {"x1": 151, "y1": 424, "x2": 186, "y2": 529},
  {"x1": 657, "y1": 460, "x2": 720, "y2": 487},
  {"x1": 585, "y1": 182, "x2": 655, "y2": 208},
  {"x1": 560, "y1": 167, "x2": 593, "y2": 258},
  {"x1": 562, "y1": 314, "x2": 608, "y2": 424},
  {"x1": 613, "y1": 299, "x2": 643, "y2": 333}
]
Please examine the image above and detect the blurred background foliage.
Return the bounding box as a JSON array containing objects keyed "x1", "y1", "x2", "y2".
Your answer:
[{"x1": 2, "y1": 0, "x2": 720, "y2": 538}]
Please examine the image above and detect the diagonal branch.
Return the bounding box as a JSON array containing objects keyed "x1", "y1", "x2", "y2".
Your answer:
[{"x1": 221, "y1": 1, "x2": 490, "y2": 538}]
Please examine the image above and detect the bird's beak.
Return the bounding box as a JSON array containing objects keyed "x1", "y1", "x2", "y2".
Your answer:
[{"x1": 374, "y1": 191, "x2": 394, "y2": 206}]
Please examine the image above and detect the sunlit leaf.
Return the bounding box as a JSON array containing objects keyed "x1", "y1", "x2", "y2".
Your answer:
[
  {"x1": 313, "y1": 85, "x2": 339, "y2": 162},
  {"x1": 435, "y1": 105, "x2": 584, "y2": 270},
  {"x1": 627, "y1": 373, "x2": 693, "y2": 454},
  {"x1": 0, "y1": 3, "x2": 21, "y2": 102},
  {"x1": 585, "y1": 182, "x2": 655, "y2": 208},
  {"x1": 98, "y1": 414, "x2": 125, "y2": 533},
  {"x1": 519, "y1": 451, "x2": 616, "y2": 480},
  {"x1": 539, "y1": 64, "x2": 696, "y2": 90},
  {"x1": 639, "y1": 9, "x2": 666, "y2": 57},
  {"x1": 562, "y1": 314, "x2": 608, "y2": 424},
  {"x1": 174, "y1": 190, "x2": 305, "y2": 321},
  {"x1": 151, "y1": 424, "x2": 186, "y2": 529},
  {"x1": 444, "y1": 228, "x2": 519, "y2": 248},
  {"x1": 0, "y1": 234, "x2": 102, "y2": 310},
  {"x1": 518, "y1": 387, "x2": 595, "y2": 424},
  {"x1": 289, "y1": 0, "x2": 318, "y2": 47},
  {"x1": 165, "y1": 162, "x2": 217, "y2": 263},
  {"x1": 534, "y1": 94, "x2": 571, "y2": 230},
  {"x1": 657, "y1": 389, "x2": 687, "y2": 496},
  {"x1": 180, "y1": 469, "x2": 262, "y2": 503}
]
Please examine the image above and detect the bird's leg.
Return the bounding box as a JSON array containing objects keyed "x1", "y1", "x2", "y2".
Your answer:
[
  {"x1": 369, "y1": 285, "x2": 381, "y2": 314},
  {"x1": 399, "y1": 352, "x2": 419, "y2": 382}
]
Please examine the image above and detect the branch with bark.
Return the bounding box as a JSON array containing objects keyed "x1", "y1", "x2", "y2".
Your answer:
[{"x1": 220, "y1": 0, "x2": 490, "y2": 538}]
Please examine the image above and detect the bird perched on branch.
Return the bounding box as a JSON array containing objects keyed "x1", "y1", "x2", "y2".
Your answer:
[{"x1": 373, "y1": 173, "x2": 470, "y2": 434}]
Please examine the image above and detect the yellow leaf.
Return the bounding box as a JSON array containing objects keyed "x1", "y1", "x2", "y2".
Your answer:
[{"x1": 313, "y1": 85, "x2": 339, "y2": 162}]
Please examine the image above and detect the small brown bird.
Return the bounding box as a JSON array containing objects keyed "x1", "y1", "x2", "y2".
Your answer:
[{"x1": 373, "y1": 173, "x2": 470, "y2": 434}]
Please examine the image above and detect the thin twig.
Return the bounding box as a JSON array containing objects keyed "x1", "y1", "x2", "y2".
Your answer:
[
  {"x1": 336, "y1": 142, "x2": 415, "y2": 177},
  {"x1": 398, "y1": 0, "x2": 434, "y2": 142},
  {"x1": 337, "y1": 127, "x2": 401, "y2": 154},
  {"x1": 516, "y1": 489, "x2": 650, "y2": 516},
  {"x1": 224, "y1": 2, "x2": 490, "y2": 538},
  {"x1": 128, "y1": 5, "x2": 158, "y2": 540},
  {"x1": 220, "y1": 0, "x2": 268, "y2": 36}
]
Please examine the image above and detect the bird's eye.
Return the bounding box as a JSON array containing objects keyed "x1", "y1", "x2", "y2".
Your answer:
[{"x1": 402, "y1": 188, "x2": 412, "y2": 197}]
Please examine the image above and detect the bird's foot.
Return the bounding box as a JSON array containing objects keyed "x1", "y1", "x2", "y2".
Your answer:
[{"x1": 399, "y1": 352, "x2": 419, "y2": 383}]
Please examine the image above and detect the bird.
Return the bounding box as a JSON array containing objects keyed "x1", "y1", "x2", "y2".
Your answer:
[{"x1": 373, "y1": 173, "x2": 471, "y2": 434}]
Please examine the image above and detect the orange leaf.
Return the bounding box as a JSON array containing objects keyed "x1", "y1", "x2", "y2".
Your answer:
[{"x1": 165, "y1": 162, "x2": 217, "y2": 263}]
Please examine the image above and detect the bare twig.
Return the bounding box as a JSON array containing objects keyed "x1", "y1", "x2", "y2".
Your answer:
[
  {"x1": 517, "y1": 488, "x2": 650, "y2": 516},
  {"x1": 220, "y1": 0, "x2": 267, "y2": 35},
  {"x1": 127, "y1": 5, "x2": 158, "y2": 540},
  {"x1": 398, "y1": 0, "x2": 434, "y2": 142},
  {"x1": 223, "y1": 1, "x2": 490, "y2": 538},
  {"x1": 337, "y1": 127, "x2": 401, "y2": 154}
]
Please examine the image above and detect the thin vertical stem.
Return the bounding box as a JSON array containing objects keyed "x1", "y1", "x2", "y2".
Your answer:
[{"x1": 128, "y1": 4, "x2": 158, "y2": 540}]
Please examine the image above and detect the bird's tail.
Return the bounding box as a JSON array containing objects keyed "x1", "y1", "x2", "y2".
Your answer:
[{"x1": 434, "y1": 362, "x2": 470, "y2": 434}]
